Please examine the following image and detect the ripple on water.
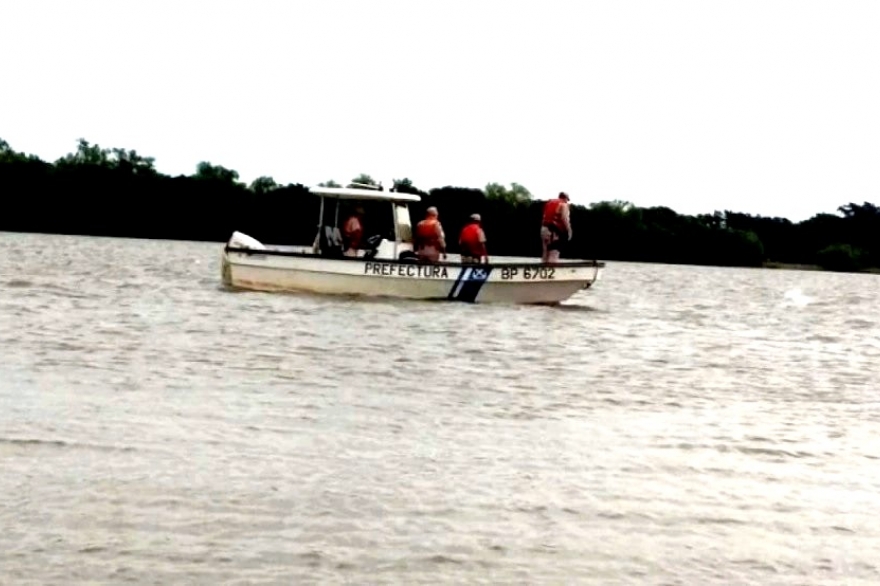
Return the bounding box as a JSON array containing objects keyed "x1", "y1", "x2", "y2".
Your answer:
[{"x1": 1, "y1": 233, "x2": 880, "y2": 584}]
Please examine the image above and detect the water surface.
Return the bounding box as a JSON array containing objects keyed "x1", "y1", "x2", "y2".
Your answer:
[{"x1": 1, "y1": 232, "x2": 879, "y2": 584}]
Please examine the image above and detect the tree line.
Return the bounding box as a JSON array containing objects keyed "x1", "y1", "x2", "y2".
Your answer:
[{"x1": 1, "y1": 137, "x2": 878, "y2": 272}]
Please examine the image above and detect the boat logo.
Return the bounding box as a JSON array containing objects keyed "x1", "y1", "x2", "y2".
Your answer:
[{"x1": 448, "y1": 265, "x2": 493, "y2": 302}]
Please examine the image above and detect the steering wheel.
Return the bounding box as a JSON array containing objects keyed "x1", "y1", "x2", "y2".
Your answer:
[{"x1": 364, "y1": 234, "x2": 383, "y2": 249}]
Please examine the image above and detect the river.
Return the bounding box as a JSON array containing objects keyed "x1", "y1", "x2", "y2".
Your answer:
[{"x1": 1, "y1": 232, "x2": 878, "y2": 584}]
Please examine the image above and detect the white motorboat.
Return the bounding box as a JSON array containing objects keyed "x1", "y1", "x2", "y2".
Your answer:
[{"x1": 220, "y1": 185, "x2": 605, "y2": 304}]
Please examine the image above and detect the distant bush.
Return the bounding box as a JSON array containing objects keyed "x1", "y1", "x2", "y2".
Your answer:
[{"x1": 816, "y1": 243, "x2": 867, "y2": 272}]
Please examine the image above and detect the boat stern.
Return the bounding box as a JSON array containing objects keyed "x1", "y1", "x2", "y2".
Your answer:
[{"x1": 220, "y1": 248, "x2": 233, "y2": 286}]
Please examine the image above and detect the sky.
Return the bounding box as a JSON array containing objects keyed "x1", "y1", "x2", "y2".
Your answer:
[{"x1": 1, "y1": 0, "x2": 878, "y2": 222}]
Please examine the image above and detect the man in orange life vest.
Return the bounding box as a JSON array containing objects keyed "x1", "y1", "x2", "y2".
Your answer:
[
  {"x1": 459, "y1": 213, "x2": 488, "y2": 264},
  {"x1": 414, "y1": 206, "x2": 447, "y2": 262},
  {"x1": 541, "y1": 192, "x2": 572, "y2": 263},
  {"x1": 341, "y1": 205, "x2": 364, "y2": 257}
]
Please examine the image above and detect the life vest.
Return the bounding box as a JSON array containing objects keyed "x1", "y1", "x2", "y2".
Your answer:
[
  {"x1": 542, "y1": 198, "x2": 566, "y2": 230},
  {"x1": 342, "y1": 215, "x2": 363, "y2": 247},
  {"x1": 459, "y1": 223, "x2": 484, "y2": 256},
  {"x1": 415, "y1": 218, "x2": 441, "y2": 247}
]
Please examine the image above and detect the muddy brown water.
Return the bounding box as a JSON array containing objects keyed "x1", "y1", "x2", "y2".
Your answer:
[{"x1": 1, "y1": 232, "x2": 879, "y2": 584}]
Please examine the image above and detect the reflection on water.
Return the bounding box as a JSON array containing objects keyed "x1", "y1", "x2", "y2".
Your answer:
[{"x1": 1, "y1": 232, "x2": 879, "y2": 584}]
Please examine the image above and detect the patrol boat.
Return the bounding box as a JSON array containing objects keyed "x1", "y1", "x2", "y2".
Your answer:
[{"x1": 220, "y1": 185, "x2": 605, "y2": 304}]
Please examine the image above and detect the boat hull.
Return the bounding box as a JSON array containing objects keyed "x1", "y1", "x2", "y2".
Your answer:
[{"x1": 221, "y1": 247, "x2": 603, "y2": 305}]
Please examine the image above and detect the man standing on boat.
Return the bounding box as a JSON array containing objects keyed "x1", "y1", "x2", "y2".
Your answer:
[
  {"x1": 459, "y1": 213, "x2": 488, "y2": 264},
  {"x1": 342, "y1": 205, "x2": 364, "y2": 257},
  {"x1": 414, "y1": 206, "x2": 447, "y2": 262},
  {"x1": 541, "y1": 192, "x2": 572, "y2": 263}
]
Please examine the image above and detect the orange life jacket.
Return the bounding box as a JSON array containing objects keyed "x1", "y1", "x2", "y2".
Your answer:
[
  {"x1": 542, "y1": 198, "x2": 567, "y2": 230},
  {"x1": 459, "y1": 223, "x2": 484, "y2": 256},
  {"x1": 415, "y1": 219, "x2": 440, "y2": 247},
  {"x1": 342, "y1": 215, "x2": 363, "y2": 247}
]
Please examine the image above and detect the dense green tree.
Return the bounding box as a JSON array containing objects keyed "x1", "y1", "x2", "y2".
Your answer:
[
  {"x1": 1, "y1": 136, "x2": 878, "y2": 273},
  {"x1": 816, "y1": 243, "x2": 867, "y2": 272},
  {"x1": 391, "y1": 177, "x2": 428, "y2": 197},
  {"x1": 350, "y1": 173, "x2": 376, "y2": 186},
  {"x1": 249, "y1": 176, "x2": 278, "y2": 194},
  {"x1": 194, "y1": 161, "x2": 240, "y2": 184},
  {"x1": 485, "y1": 182, "x2": 532, "y2": 206}
]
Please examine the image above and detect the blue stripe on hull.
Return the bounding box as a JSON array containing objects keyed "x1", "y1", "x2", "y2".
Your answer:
[
  {"x1": 447, "y1": 266, "x2": 492, "y2": 302},
  {"x1": 447, "y1": 267, "x2": 468, "y2": 300}
]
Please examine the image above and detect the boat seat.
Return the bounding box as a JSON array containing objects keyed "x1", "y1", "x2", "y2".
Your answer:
[
  {"x1": 320, "y1": 225, "x2": 345, "y2": 258},
  {"x1": 399, "y1": 250, "x2": 418, "y2": 263}
]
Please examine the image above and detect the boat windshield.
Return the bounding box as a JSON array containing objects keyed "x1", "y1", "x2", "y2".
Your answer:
[
  {"x1": 323, "y1": 198, "x2": 396, "y2": 242},
  {"x1": 394, "y1": 202, "x2": 412, "y2": 243}
]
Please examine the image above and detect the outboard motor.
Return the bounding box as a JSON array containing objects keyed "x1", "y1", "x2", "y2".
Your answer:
[{"x1": 228, "y1": 231, "x2": 265, "y2": 250}]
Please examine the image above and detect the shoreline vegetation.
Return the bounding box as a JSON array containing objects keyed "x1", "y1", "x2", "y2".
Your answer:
[{"x1": 2, "y1": 137, "x2": 878, "y2": 274}]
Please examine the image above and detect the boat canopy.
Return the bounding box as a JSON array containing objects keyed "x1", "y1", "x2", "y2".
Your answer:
[{"x1": 308, "y1": 186, "x2": 421, "y2": 203}]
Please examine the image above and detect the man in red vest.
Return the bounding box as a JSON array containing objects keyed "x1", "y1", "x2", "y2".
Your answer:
[
  {"x1": 541, "y1": 192, "x2": 572, "y2": 263},
  {"x1": 414, "y1": 206, "x2": 447, "y2": 262},
  {"x1": 341, "y1": 205, "x2": 364, "y2": 256},
  {"x1": 458, "y1": 213, "x2": 488, "y2": 264}
]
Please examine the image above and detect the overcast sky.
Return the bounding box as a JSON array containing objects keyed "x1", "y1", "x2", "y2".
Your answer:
[{"x1": 1, "y1": 0, "x2": 877, "y2": 221}]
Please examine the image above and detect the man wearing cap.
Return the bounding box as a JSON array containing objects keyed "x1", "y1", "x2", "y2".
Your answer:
[
  {"x1": 414, "y1": 206, "x2": 447, "y2": 262},
  {"x1": 459, "y1": 213, "x2": 489, "y2": 264},
  {"x1": 541, "y1": 192, "x2": 572, "y2": 263}
]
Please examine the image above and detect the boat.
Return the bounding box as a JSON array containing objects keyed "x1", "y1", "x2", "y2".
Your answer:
[{"x1": 220, "y1": 184, "x2": 605, "y2": 304}]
